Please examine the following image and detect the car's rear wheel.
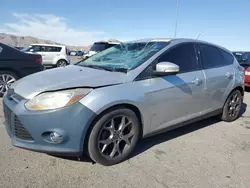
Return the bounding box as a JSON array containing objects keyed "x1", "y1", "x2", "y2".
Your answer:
[
  {"x1": 57, "y1": 60, "x2": 67, "y2": 67},
  {"x1": 0, "y1": 71, "x2": 18, "y2": 97},
  {"x1": 88, "y1": 108, "x2": 140, "y2": 166},
  {"x1": 221, "y1": 90, "x2": 243, "y2": 122}
]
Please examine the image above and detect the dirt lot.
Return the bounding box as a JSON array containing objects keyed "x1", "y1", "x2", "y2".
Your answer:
[{"x1": 0, "y1": 92, "x2": 250, "y2": 188}]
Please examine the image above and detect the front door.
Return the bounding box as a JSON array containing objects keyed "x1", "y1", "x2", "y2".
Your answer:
[{"x1": 142, "y1": 43, "x2": 206, "y2": 132}]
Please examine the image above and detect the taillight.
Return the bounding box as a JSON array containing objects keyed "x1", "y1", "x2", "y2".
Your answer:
[
  {"x1": 66, "y1": 48, "x2": 70, "y2": 55},
  {"x1": 35, "y1": 57, "x2": 42, "y2": 64}
]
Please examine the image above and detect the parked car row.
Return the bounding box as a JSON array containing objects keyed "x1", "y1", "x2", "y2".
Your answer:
[
  {"x1": 2, "y1": 38, "x2": 245, "y2": 166},
  {"x1": 69, "y1": 50, "x2": 86, "y2": 56}
]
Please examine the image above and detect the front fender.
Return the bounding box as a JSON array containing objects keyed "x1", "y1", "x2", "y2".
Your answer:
[{"x1": 79, "y1": 83, "x2": 151, "y2": 136}]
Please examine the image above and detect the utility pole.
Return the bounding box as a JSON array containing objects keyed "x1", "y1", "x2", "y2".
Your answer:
[{"x1": 174, "y1": 0, "x2": 180, "y2": 38}]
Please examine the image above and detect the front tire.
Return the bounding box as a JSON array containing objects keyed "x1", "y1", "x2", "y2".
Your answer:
[
  {"x1": 221, "y1": 90, "x2": 243, "y2": 122},
  {"x1": 87, "y1": 108, "x2": 140, "y2": 166}
]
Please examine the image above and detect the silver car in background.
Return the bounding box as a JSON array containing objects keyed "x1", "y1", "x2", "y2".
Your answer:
[{"x1": 3, "y1": 38, "x2": 244, "y2": 166}]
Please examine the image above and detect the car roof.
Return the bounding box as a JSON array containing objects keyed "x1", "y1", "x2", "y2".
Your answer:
[
  {"x1": 94, "y1": 40, "x2": 120, "y2": 44},
  {"x1": 30, "y1": 44, "x2": 66, "y2": 47},
  {"x1": 126, "y1": 38, "x2": 232, "y2": 54}
]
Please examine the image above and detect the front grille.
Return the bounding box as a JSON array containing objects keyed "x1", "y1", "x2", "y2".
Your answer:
[
  {"x1": 14, "y1": 116, "x2": 34, "y2": 141},
  {"x1": 3, "y1": 103, "x2": 13, "y2": 132}
]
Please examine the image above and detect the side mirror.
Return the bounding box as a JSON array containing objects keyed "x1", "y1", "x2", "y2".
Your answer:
[
  {"x1": 29, "y1": 49, "x2": 34, "y2": 52},
  {"x1": 154, "y1": 62, "x2": 179, "y2": 76}
]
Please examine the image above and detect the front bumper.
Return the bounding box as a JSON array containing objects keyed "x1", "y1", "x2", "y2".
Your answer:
[{"x1": 3, "y1": 93, "x2": 96, "y2": 156}]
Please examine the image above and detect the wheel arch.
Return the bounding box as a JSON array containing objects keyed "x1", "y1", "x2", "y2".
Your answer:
[
  {"x1": 56, "y1": 58, "x2": 69, "y2": 64},
  {"x1": 0, "y1": 68, "x2": 20, "y2": 78},
  {"x1": 83, "y1": 103, "x2": 144, "y2": 155}
]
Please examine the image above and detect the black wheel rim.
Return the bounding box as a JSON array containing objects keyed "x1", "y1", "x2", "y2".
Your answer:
[
  {"x1": 227, "y1": 92, "x2": 241, "y2": 118},
  {"x1": 57, "y1": 61, "x2": 66, "y2": 67},
  {"x1": 0, "y1": 74, "x2": 16, "y2": 95},
  {"x1": 98, "y1": 115, "x2": 135, "y2": 159}
]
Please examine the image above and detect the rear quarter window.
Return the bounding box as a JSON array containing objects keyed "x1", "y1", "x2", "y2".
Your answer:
[
  {"x1": 46, "y1": 46, "x2": 62, "y2": 52},
  {"x1": 199, "y1": 44, "x2": 230, "y2": 69},
  {"x1": 219, "y1": 49, "x2": 234, "y2": 65}
]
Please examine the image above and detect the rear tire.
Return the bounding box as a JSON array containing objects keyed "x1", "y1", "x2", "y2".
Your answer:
[
  {"x1": 0, "y1": 71, "x2": 19, "y2": 97},
  {"x1": 56, "y1": 60, "x2": 67, "y2": 67},
  {"x1": 221, "y1": 90, "x2": 243, "y2": 122},
  {"x1": 87, "y1": 108, "x2": 140, "y2": 166}
]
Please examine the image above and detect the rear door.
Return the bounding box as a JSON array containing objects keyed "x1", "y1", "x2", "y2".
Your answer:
[
  {"x1": 198, "y1": 43, "x2": 235, "y2": 112},
  {"x1": 44, "y1": 46, "x2": 62, "y2": 65}
]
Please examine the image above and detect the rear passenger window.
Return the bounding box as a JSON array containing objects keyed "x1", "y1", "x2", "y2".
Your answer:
[
  {"x1": 46, "y1": 46, "x2": 62, "y2": 52},
  {"x1": 200, "y1": 44, "x2": 229, "y2": 69},
  {"x1": 158, "y1": 43, "x2": 199, "y2": 73}
]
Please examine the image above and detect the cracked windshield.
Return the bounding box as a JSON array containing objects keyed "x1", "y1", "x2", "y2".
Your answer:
[{"x1": 0, "y1": 0, "x2": 250, "y2": 188}]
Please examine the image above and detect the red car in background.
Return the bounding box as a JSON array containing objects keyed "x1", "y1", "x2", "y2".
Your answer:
[
  {"x1": 245, "y1": 67, "x2": 250, "y2": 87},
  {"x1": 233, "y1": 52, "x2": 250, "y2": 88}
]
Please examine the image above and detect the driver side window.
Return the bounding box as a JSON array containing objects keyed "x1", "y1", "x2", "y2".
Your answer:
[
  {"x1": 136, "y1": 43, "x2": 200, "y2": 80},
  {"x1": 158, "y1": 43, "x2": 199, "y2": 73}
]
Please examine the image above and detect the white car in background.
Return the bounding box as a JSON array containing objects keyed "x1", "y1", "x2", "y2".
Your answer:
[
  {"x1": 22, "y1": 44, "x2": 71, "y2": 67},
  {"x1": 83, "y1": 41, "x2": 120, "y2": 59}
]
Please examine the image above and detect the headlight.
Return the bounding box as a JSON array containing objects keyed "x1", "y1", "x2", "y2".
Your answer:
[{"x1": 25, "y1": 88, "x2": 92, "y2": 111}]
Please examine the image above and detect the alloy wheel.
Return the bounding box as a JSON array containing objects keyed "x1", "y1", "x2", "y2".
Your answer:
[
  {"x1": 0, "y1": 74, "x2": 16, "y2": 95},
  {"x1": 227, "y1": 92, "x2": 241, "y2": 118},
  {"x1": 57, "y1": 60, "x2": 67, "y2": 67},
  {"x1": 98, "y1": 115, "x2": 135, "y2": 159}
]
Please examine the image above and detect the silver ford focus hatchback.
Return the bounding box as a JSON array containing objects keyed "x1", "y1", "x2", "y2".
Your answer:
[{"x1": 3, "y1": 38, "x2": 245, "y2": 166}]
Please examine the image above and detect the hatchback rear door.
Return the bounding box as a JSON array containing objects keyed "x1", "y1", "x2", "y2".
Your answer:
[{"x1": 198, "y1": 43, "x2": 235, "y2": 112}]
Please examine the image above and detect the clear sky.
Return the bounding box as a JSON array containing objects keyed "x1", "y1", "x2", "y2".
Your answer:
[{"x1": 0, "y1": 0, "x2": 249, "y2": 50}]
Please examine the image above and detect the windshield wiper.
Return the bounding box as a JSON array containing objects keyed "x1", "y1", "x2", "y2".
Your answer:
[
  {"x1": 80, "y1": 64, "x2": 129, "y2": 73},
  {"x1": 80, "y1": 65, "x2": 113, "y2": 72},
  {"x1": 112, "y1": 67, "x2": 129, "y2": 73}
]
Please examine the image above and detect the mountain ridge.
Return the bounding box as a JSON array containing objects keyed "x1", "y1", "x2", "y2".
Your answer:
[{"x1": 0, "y1": 33, "x2": 90, "y2": 50}]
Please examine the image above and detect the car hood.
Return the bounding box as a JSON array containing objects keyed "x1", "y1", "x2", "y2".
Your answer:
[{"x1": 12, "y1": 65, "x2": 128, "y2": 99}]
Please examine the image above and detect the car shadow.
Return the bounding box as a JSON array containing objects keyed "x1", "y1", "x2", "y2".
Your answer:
[
  {"x1": 131, "y1": 103, "x2": 247, "y2": 159},
  {"x1": 50, "y1": 103, "x2": 247, "y2": 164}
]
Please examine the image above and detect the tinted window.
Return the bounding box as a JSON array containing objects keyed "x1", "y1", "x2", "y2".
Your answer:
[
  {"x1": 0, "y1": 46, "x2": 2, "y2": 54},
  {"x1": 158, "y1": 43, "x2": 199, "y2": 73},
  {"x1": 107, "y1": 43, "x2": 117, "y2": 48},
  {"x1": 219, "y1": 49, "x2": 234, "y2": 64},
  {"x1": 90, "y1": 43, "x2": 107, "y2": 52},
  {"x1": 199, "y1": 44, "x2": 230, "y2": 69},
  {"x1": 46, "y1": 46, "x2": 62, "y2": 52},
  {"x1": 33, "y1": 45, "x2": 42, "y2": 52}
]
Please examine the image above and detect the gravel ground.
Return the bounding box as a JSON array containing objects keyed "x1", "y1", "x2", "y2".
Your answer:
[{"x1": 0, "y1": 92, "x2": 250, "y2": 188}]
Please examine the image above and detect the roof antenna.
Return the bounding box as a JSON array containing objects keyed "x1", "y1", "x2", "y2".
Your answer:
[
  {"x1": 196, "y1": 33, "x2": 201, "y2": 40},
  {"x1": 174, "y1": 0, "x2": 180, "y2": 38}
]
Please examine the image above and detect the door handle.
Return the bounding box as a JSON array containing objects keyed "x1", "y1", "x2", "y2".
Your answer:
[
  {"x1": 225, "y1": 72, "x2": 233, "y2": 79},
  {"x1": 191, "y1": 78, "x2": 202, "y2": 85},
  {"x1": 41, "y1": 54, "x2": 45, "y2": 56}
]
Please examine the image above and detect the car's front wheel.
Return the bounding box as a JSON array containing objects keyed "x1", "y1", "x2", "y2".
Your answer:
[
  {"x1": 87, "y1": 108, "x2": 140, "y2": 166},
  {"x1": 221, "y1": 89, "x2": 243, "y2": 122}
]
